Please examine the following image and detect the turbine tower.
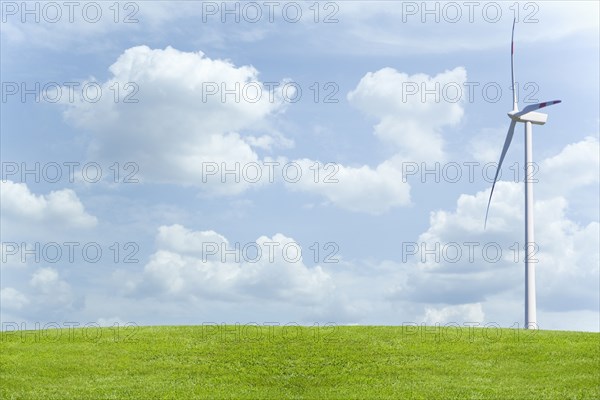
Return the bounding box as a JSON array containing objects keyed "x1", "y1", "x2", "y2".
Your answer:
[{"x1": 484, "y1": 19, "x2": 561, "y2": 330}]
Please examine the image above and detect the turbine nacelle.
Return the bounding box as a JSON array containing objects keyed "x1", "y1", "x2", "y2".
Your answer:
[{"x1": 508, "y1": 110, "x2": 548, "y2": 125}]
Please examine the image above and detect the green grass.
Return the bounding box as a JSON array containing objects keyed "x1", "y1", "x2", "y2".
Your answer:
[{"x1": 1, "y1": 324, "x2": 598, "y2": 399}]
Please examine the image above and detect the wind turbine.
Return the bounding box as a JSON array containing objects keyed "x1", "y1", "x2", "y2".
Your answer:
[{"x1": 484, "y1": 19, "x2": 561, "y2": 330}]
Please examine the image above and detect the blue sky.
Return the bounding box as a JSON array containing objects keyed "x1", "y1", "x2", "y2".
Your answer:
[{"x1": 1, "y1": 1, "x2": 599, "y2": 332}]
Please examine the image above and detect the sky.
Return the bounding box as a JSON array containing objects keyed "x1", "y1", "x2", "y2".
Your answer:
[{"x1": 1, "y1": 1, "x2": 599, "y2": 333}]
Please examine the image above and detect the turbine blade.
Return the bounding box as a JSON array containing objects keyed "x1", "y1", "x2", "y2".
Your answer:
[
  {"x1": 485, "y1": 119, "x2": 517, "y2": 229},
  {"x1": 511, "y1": 18, "x2": 518, "y2": 112},
  {"x1": 515, "y1": 100, "x2": 562, "y2": 116}
]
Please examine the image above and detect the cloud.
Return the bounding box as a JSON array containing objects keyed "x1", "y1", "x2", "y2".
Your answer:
[
  {"x1": 30, "y1": 268, "x2": 73, "y2": 300},
  {"x1": 539, "y1": 136, "x2": 600, "y2": 195},
  {"x1": 17, "y1": 267, "x2": 80, "y2": 317},
  {"x1": 470, "y1": 134, "x2": 600, "y2": 195},
  {"x1": 96, "y1": 317, "x2": 129, "y2": 327},
  {"x1": 103, "y1": 139, "x2": 597, "y2": 327},
  {"x1": 129, "y1": 225, "x2": 333, "y2": 304},
  {"x1": 155, "y1": 224, "x2": 228, "y2": 259},
  {"x1": 401, "y1": 178, "x2": 598, "y2": 314},
  {"x1": 423, "y1": 303, "x2": 485, "y2": 325},
  {"x1": 0, "y1": 180, "x2": 97, "y2": 229},
  {"x1": 0, "y1": 287, "x2": 29, "y2": 310},
  {"x1": 382, "y1": 137, "x2": 599, "y2": 321},
  {"x1": 58, "y1": 45, "x2": 420, "y2": 214},
  {"x1": 286, "y1": 158, "x2": 411, "y2": 215},
  {"x1": 60, "y1": 45, "x2": 289, "y2": 195},
  {"x1": 348, "y1": 67, "x2": 466, "y2": 161},
  {"x1": 285, "y1": 66, "x2": 468, "y2": 215}
]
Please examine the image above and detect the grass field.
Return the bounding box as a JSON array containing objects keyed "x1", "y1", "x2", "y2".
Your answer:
[{"x1": 1, "y1": 324, "x2": 598, "y2": 399}]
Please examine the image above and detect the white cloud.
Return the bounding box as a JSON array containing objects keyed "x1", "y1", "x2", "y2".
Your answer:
[
  {"x1": 246, "y1": 133, "x2": 294, "y2": 151},
  {"x1": 348, "y1": 67, "x2": 466, "y2": 161},
  {"x1": 58, "y1": 45, "x2": 420, "y2": 213},
  {"x1": 287, "y1": 158, "x2": 411, "y2": 215},
  {"x1": 131, "y1": 225, "x2": 333, "y2": 304},
  {"x1": 469, "y1": 134, "x2": 600, "y2": 195},
  {"x1": 539, "y1": 136, "x2": 600, "y2": 195},
  {"x1": 408, "y1": 178, "x2": 598, "y2": 315},
  {"x1": 382, "y1": 136, "x2": 599, "y2": 323},
  {"x1": 156, "y1": 224, "x2": 228, "y2": 259},
  {"x1": 30, "y1": 267, "x2": 76, "y2": 308},
  {"x1": 58, "y1": 46, "x2": 475, "y2": 214},
  {"x1": 0, "y1": 287, "x2": 29, "y2": 310},
  {"x1": 423, "y1": 303, "x2": 485, "y2": 325},
  {"x1": 286, "y1": 66, "x2": 468, "y2": 215},
  {"x1": 106, "y1": 139, "x2": 597, "y2": 327},
  {"x1": 468, "y1": 133, "x2": 600, "y2": 223},
  {"x1": 0, "y1": 180, "x2": 97, "y2": 229},
  {"x1": 31, "y1": 268, "x2": 67, "y2": 291},
  {"x1": 96, "y1": 317, "x2": 129, "y2": 327},
  {"x1": 60, "y1": 45, "x2": 289, "y2": 195}
]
